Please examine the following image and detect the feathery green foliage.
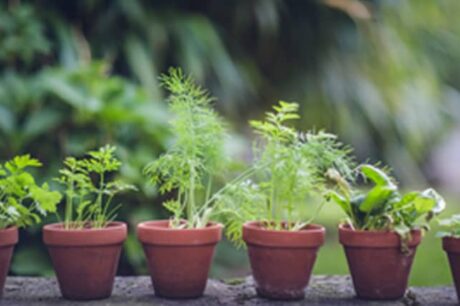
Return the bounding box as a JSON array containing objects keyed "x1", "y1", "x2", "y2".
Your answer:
[
  {"x1": 144, "y1": 68, "x2": 231, "y2": 228},
  {"x1": 56, "y1": 145, "x2": 136, "y2": 229},
  {"x1": 327, "y1": 164, "x2": 445, "y2": 245},
  {"x1": 218, "y1": 101, "x2": 356, "y2": 246},
  {"x1": 0, "y1": 155, "x2": 61, "y2": 229}
]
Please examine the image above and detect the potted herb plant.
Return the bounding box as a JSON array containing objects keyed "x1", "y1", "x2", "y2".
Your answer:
[
  {"x1": 0, "y1": 155, "x2": 61, "y2": 297},
  {"x1": 327, "y1": 164, "x2": 445, "y2": 300},
  {"x1": 43, "y1": 145, "x2": 135, "y2": 300},
  {"x1": 139, "y1": 68, "x2": 238, "y2": 298},
  {"x1": 438, "y1": 214, "x2": 460, "y2": 302},
  {"x1": 217, "y1": 102, "x2": 356, "y2": 300}
]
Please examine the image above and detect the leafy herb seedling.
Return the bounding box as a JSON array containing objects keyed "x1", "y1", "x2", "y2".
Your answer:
[
  {"x1": 438, "y1": 215, "x2": 460, "y2": 238},
  {"x1": 217, "y1": 101, "x2": 356, "y2": 246},
  {"x1": 0, "y1": 155, "x2": 61, "y2": 228},
  {"x1": 56, "y1": 145, "x2": 136, "y2": 229},
  {"x1": 327, "y1": 164, "x2": 445, "y2": 245}
]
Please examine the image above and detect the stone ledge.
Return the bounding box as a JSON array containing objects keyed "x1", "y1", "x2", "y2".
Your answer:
[{"x1": 1, "y1": 276, "x2": 457, "y2": 305}]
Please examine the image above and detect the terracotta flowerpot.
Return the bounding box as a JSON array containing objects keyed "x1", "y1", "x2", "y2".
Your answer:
[
  {"x1": 242, "y1": 221, "x2": 325, "y2": 300},
  {"x1": 443, "y1": 237, "x2": 460, "y2": 302},
  {"x1": 43, "y1": 222, "x2": 127, "y2": 300},
  {"x1": 0, "y1": 227, "x2": 18, "y2": 297},
  {"x1": 339, "y1": 224, "x2": 421, "y2": 300},
  {"x1": 137, "y1": 220, "x2": 222, "y2": 299}
]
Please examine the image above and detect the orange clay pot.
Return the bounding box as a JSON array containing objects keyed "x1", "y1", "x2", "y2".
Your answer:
[
  {"x1": 137, "y1": 220, "x2": 222, "y2": 299},
  {"x1": 243, "y1": 221, "x2": 325, "y2": 300},
  {"x1": 339, "y1": 224, "x2": 421, "y2": 300},
  {"x1": 43, "y1": 222, "x2": 127, "y2": 300},
  {"x1": 0, "y1": 226, "x2": 18, "y2": 297},
  {"x1": 443, "y1": 237, "x2": 460, "y2": 302}
]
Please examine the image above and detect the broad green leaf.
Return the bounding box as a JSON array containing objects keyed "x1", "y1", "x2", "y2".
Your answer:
[
  {"x1": 398, "y1": 191, "x2": 419, "y2": 206},
  {"x1": 359, "y1": 185, "x2": 396, "y2": 213},
  {"x1": 30, "y1": 184, "x2": 62, "y2": 213},
  {"x1": 413, "y1": 196, "x2": 436, "y2": 214},
  {"x1": 16, "y1": 172, "x2": 36, "y2": 187},
  {"x1": 5, "y1": 155, "x2": 41, "y2": 173},
  {"x1": 420, "y1": 188, "x2": 445, "y2": 214},
  {"x1": 360, "y1": 164, "x2": 395, "y2": 188}
]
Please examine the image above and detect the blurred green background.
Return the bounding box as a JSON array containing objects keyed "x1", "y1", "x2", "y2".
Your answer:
[{"x1": 1, "y1": 0, "x2": 460, "y2": 286}]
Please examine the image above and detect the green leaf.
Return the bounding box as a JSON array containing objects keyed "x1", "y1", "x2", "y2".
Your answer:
[
  {"x1": 400, "y1": 191, "x2": 419, "y2": 203},
  {"x1": 359, "y1": 185, "x2": 396, "y2": 213},
  {"x1": 5, "y1": 155, "x2": 42, "y2": 173},
  {"x1": 55, "y1": 145, "x2": 132, "y2": 227},
  {"x1": 163, "y1": 200, "x2": 179, "y2": 213},
  {"x1": 413, "y1": 196, "x2": 436, "y2": 214},
  {"x1": 420, "y1": 188, "x2": 445, "y2": 214},
  {"x1": 360, "y1": 164, "x2": 395, "y2": 187},
  {"x1": 30, "y1": 184, "x2": 62, "y2": 214}
]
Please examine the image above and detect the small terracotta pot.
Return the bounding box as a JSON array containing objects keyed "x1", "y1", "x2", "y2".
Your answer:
[
  {"x1": 137, "y1": 220, "x2": 222, "y2": 299},
  {"x1": 339, "y1": 224, "x2": 421, "y2": 300},
  {"x1": 0, "y1": 227, "x2": 18, "y2": 297},
  {"x1": 43, "y1": 222, "x2": 127, "y2": 300},
  {"x1": 242, "y1": 221, "x2": 325, "y2": 300},
  {"x1": 443, "y1": 237, "x2": 460, "y2": 302}
]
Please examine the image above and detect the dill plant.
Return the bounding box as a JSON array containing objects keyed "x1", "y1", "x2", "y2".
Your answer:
[
  {"x1": 56, "y1": 145, "x2": 136, "y2": 229},
  {"x1": 0, "y1": 155, "x2": 61, "y2": 228},
  {"x1": 327, "y1": 163, "x2": 445, "y2": 244},
  {"x1": 144, "y1": 68, "x2": 249, "y2": 229},
  {"x1": 217, "y1": 101, "x2": 356, "y2": 246}
]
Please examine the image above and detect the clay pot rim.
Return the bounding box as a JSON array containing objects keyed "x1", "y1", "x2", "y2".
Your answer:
[
  {"x1": 338, "y1": 223, "x2": 422, "y2": 248},
  {"x1": 243, "y1": 221, "x2": 324, "y2": 234},
  {"x1": 442, "y1": 236, "x2": 460, "y2": 253},
  {"x1": 44, "y1": 221, "x2": 125, "y2": 232},
  {"x1": 43, "y1": 221, "x2": 127, "y2": 247},
  {"x1": 0, "y1": 226, "x2": 18, "y2": 246},
  {"x1": 242, "y1": 221, "x2": 325, "y2": 248},
  {"x1": 137, "y1": 220, "x2": 222, "y2": 246},
  {"x1": 137, "y1": 220, "x2": 222, "y2": 232}
]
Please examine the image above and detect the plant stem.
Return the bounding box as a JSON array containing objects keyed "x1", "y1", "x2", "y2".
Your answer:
[
  {"x1": 205, "y1": 176, "x2": 212, "y2": 204},
  {"x1": 188, "y1": 163, "x2": 195, "y2": 226},
  {"x1": 270, "y1": 168, "x2": 277, "y2": 229},
  {"x1": 101, "y1": 193, "x2": 115, "y2": 226},
  {"x1": 196, "y1": 164, "x2": 262, "y2": 216},
  {"x1": 64, "y1": 179, "x2": 73, "y2": 229},
  {"x1": 95, "y1": 172, "x2": 105, "y2": 228}
]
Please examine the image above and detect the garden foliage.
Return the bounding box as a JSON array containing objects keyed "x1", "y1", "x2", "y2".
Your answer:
[
  {"x1": 218, "y1": 102, "x2": 356, "y2": 246},
  {"x1": 56, "y1": 145, "x2": 136, "y2": 229},
  {"x1": 144, "y1": 68, "x2": 229, "y2": 228},
  {"x1": 0, "y1": 155, "x2": 61, "y2": 229},
  {"x1": 438, "y1": 215, "x2": 460, "y2": 238},
  {"x1": 327, "y1": 164, "x2": 445, "y2": 246}
]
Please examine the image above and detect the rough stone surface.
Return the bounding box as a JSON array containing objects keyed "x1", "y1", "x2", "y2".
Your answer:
[{"x1": 1, "y1": 275, "x2": 457, "y2": 305}]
